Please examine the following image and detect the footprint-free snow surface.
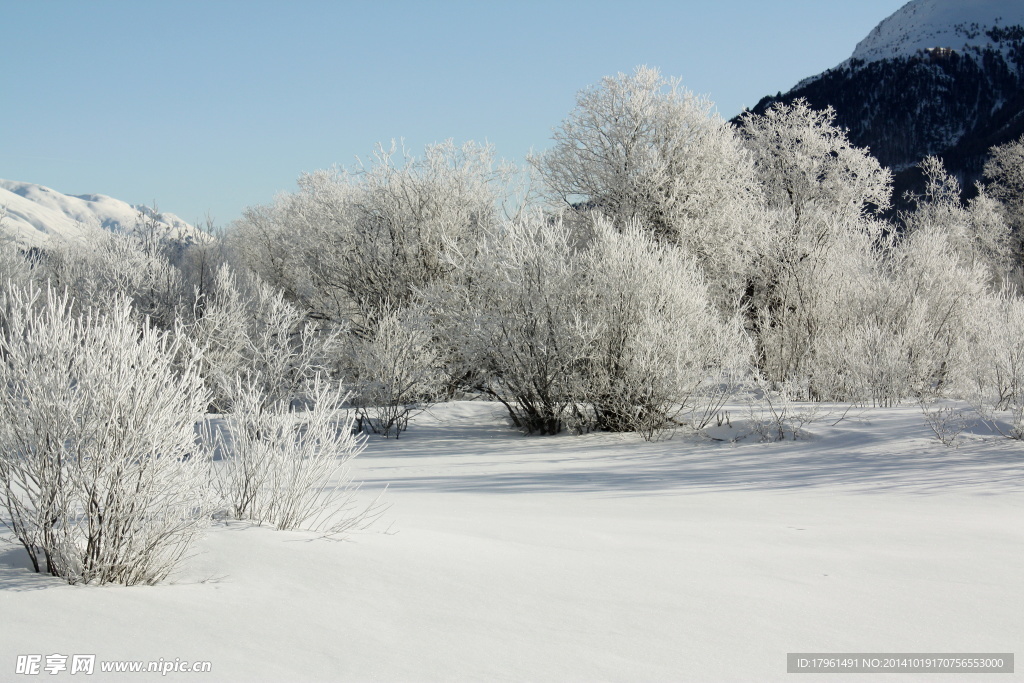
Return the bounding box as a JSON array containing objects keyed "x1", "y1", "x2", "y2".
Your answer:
[{"x1": 1, "y1": 401, "x2": 1021, "y2": 681}]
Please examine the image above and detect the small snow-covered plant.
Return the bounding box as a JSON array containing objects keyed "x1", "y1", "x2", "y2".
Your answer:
[
  {"x1": 579, "y1": 219, "x2": 751, "y2": 439},
  {"x1": 348, "y1": 305, "x2": 443, "y2": 438},
  {"x1": 206, "y1": 379, "x2": 380, "y2": 533},
  {"x1": 919, "y1": 400, "x2": 969, "y2": 448},
  {"x1": 0, "y1": 285, "x2": 212, "y2": 585},
  {"x1": 746, "y1": 375, "x2": 822, "y2": 442}
]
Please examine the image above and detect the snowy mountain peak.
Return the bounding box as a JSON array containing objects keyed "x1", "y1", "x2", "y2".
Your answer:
[
  {"x1": 0, "y1": 179, "x2": 199, "y2": 247},
  {"x1": 849, "y1": 0, "x2": 1024, "y2": 65},
  {"x1": 745, "y1": 0, "x2": 1024, "y2": 215}
]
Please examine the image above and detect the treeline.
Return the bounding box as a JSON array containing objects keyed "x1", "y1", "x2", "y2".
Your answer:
[{"x1": 1, "y1": 66, "x2": 1023, "y2": 585}]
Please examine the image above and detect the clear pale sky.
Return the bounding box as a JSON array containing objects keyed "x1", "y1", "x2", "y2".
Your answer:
[{"x1": 1, "y1": 0, "x2": 908, "y2": 226}]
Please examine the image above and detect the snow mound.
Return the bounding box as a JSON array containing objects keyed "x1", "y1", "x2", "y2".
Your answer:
[
  {"x1": 0, "y1": 179, "x2": 199, "y2": 247},
  {"x1": 850, "y1": 0, "x2": 1024, "y2": 65}
]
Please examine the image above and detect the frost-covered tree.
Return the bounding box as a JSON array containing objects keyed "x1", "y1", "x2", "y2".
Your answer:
[
  {"x1": 0, "y1": 286, "x2": 212, "y2": 585},
  {"x1": 233, "y1": 140, "x2": 507, "y2": 331},
  {"x1": 739, "y1": 99, "x2": 892, "y2": 222},
  {"x1": 738, "y1": 99, "x2": 893, "y2": 388},
  {"x1": 904, "y1": 156, "x2": 1014, "y2": 287},
  {"x1": 530, "y1": 66, "x2": 762, "y2": 302}
]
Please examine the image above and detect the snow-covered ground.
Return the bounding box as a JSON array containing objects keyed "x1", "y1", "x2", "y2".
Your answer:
[{"x1": 1, "y1": 401, "x2": 1021, "y2": 681}]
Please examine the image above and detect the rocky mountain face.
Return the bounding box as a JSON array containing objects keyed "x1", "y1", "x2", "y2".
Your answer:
[{"x1": 740, "y1": 0, "x2": 1024, "y2": 211}]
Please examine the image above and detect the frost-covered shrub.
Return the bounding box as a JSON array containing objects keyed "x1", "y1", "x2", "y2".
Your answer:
[
  {"x1": 205, "y1": 379, "x2": 379, "y2": 533},
  {"x1": 983, "y1": 135, "x2": 1024, "y2": 243},
  {"x1": 430, "y1": 214, "x2": 749, "y2": 439},
  {"x1": 802, "y1": 227, "x2": 987, "y2": 406},
  {"x1": 187, "y1": 265, "x2": 341, "y2": 411},
  {"x1": 347, "y1": 305, "x2": 444, "y2": 438},
  {"x1": 427, "y1": 214, "x2": 592, "y2": 435},
  {"x1": 886, "y1": 229, "x2": 988, "y2": 398},
  {"x1": 808, "y1": 319, "x2": 915, "y2": 407},
  {"x1": 0, "y1": 286, "x2": 212, "y2": 585},
  {"x1": 904, "y1": 156, "x2": 1015, "y2": 288},
  {"x1": 35, "y1": 230, "x2": 188, "y2": 330},
  {"x1": 751, "y1": 217, "x2": 884, "y2": 396},
  {"x1": 968, "y1": 294, "x2": 1024, "y2": 439},
  {"x1": 579, "y1": 219, "x2": 750, "y2": 438}
]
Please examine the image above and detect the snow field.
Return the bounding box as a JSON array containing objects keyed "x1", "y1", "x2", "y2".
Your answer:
[{"x1": 1, "y1": 401, "x2": 1021, "y2": 681}]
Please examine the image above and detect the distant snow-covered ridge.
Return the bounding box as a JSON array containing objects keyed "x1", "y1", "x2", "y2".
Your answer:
[
  {"x1": 850, "y1": 0, "x2": 1024, "y2": 66},
  {"x1": 794, "y1": 0, "x2": 1024, "y2": 90},
  {"x1": 0, "y1": 179, "x2": 200, "y2": 247}
]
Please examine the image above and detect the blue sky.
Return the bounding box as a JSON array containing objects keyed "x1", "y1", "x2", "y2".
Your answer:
[{"x1": 1, "y1": 0, "x2": 907, "y2": 225}]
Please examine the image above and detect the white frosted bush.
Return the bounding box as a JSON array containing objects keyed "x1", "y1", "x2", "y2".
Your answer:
[
  {"x1": 348, "y1": 306, "x2": 443, "y2": 438},
  {"x1": 0, "y1": 286, "x2": 212, "y2": 585},
  {"x1": 206, "y1": 379, "x2": 380, "y2": 533},
  {"x1": 41, "y1": 230, "x2": 187, "y2": 330},
  {"x1": 431, "y1": 213, "x2": 749, "y2": 439},
  {"x1": 969, "y1": 294, "x2": 1024, "y2": 439},
  {"x1": 886, "y1": 230, "x2": 988, "y2": 398},
  {"x1": 905, "y1": 156, "x2": 1014, "y2": 287},
  {"x1": 188, "y1": 264, "x2": 340, "y2": 411},
  {"x1": 427, "y1": 214, "x2": 592, "y2": 435},
  {"x1": 233, "y1": 140, "x2": 507, "y2": 329},
  {"x1": 579, "y1": 219, "x2": 751, "y2": 438},
  {"x1": 821, "y1": 234, "x2": 985, "y2": 405}
]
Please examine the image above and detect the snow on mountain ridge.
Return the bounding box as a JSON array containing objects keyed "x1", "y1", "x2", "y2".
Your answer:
[
  {"x1": 0, "y1": 179, "x2": 199, "y2": 247},
  {"x1": 849, "y1": 0, "x2": 1024, "y2": 65},
  {"x1": 745, "y1": 0, "x2": 1024, "y2": 215}
]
